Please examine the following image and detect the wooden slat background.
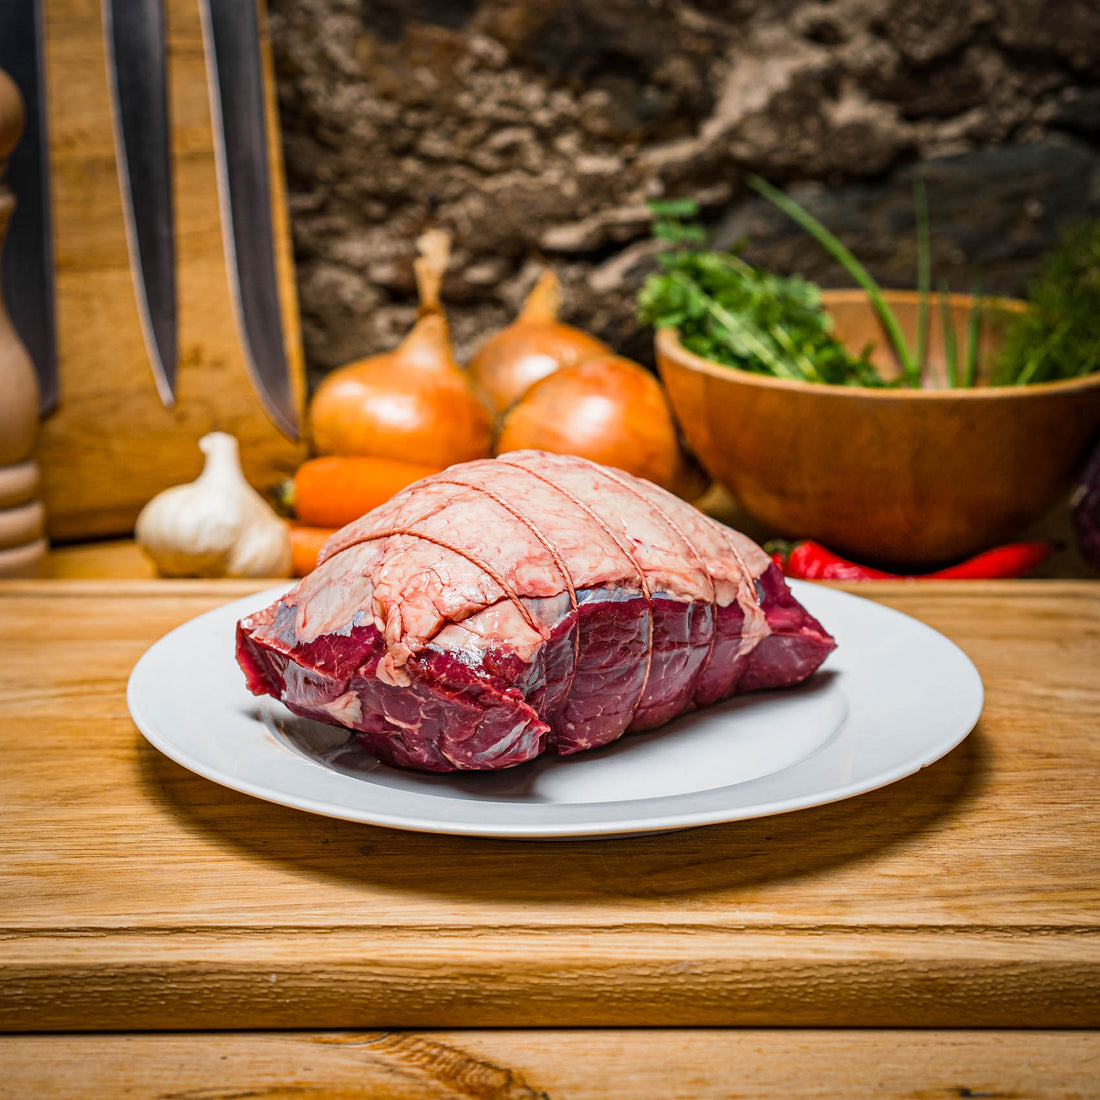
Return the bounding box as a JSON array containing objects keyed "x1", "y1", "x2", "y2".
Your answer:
[{"x1": 33, "y1": 0, "x2": 305, "y2": 542}]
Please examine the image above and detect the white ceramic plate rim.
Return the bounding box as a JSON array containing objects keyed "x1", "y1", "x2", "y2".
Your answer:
[{"x1": 127, "y1": 581, "x2": 983, "y2": 838}]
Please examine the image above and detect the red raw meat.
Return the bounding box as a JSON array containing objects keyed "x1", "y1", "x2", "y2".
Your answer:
[{"x1": 237, "y1": 451, "x2": 836, "y2": 771}]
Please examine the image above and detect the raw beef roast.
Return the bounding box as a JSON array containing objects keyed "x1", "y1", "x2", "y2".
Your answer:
[{"x1": 237, "y1": 451, "x2": 836, "y2": 771}]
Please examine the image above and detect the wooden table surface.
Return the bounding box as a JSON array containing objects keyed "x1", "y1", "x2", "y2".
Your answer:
[{"x1": 2, "y1": 572, "x2": 1099, "y2": 1094}]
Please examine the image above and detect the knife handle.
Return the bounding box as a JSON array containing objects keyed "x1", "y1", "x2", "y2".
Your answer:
[{"x1": 0, "y1": 68, "x2": 46, "y2": 574}]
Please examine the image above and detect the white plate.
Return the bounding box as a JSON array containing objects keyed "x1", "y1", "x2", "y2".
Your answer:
[{"x1": 127, "y1": 581, "x2": 982, "y2": 839}]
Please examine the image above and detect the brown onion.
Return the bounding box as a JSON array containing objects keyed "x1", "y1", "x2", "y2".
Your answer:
[
  {"x1": 468, "y1": 271, "x2": 611, "y2": 414},
  {"x1": 494, "y1": 354, "x2": 700, "y2": 495},
  {"x1": 309, "y1": 231, "x2": 492, "y2": 467}
]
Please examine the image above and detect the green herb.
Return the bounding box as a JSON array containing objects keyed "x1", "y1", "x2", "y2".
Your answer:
[
  {"x1": 640, "y1": 182, "x2": 1073, "y2": 390},
  {"x1": 747, "y1": 175, "x2": 919, "y2": 384},
  {"x1": 647, "y1": 198, "x2": 704, "y2": 221},
  {"x1": 648, "y1": 198, "x2": 708, "y2": 247},
  {"x1": 746, "y1": 175, "x2": 1003, "y2": 389},
  {"x1": 637, "y1": 203, "x2": 887, "y2": 387},
  {"x1": 994, "y1": 220, "x2": 1100, "y2": 385},
  {"x1": 964, "y1": 279, "x2": 983, "y2": 387},
  {"x1": 938, "y1": 282, "x2": 958, "y2": 387}
]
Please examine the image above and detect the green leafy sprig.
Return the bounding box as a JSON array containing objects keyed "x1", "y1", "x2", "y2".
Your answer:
[
  {"x1": 994, "y1": 220, "x2": 1100, "y2": 386},
  {"x1": 638, "y1": 199, "x2": 887, "y2": 387},
  {"x1": 746, "y1": 175, "x2": 921, "y2": 385},
  {"x1": 642, "y1": 183, "x2": 1096, "y2": 390}
]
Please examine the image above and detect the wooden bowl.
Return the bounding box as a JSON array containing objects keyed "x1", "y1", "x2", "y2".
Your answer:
[{"x1": 656, "y1": 289, "x2": 1100, "y2": 566}]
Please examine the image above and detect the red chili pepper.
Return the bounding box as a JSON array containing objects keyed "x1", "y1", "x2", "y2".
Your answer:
[
  {"x1": 767, "y1": 539, "x2": 1054, "y2": 581},
  {"x1": 922, "y1": 541, "x2": 1054, "y2": 579}
]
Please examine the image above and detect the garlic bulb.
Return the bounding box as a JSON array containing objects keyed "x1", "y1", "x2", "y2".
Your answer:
[{"x1": 136, "y1": 432, "x2": 291, "y2": 578}]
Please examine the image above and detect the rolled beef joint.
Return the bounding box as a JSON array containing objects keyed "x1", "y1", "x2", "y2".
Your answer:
[{"x1": 236, "y1": 451, "x2": 837, "y2": 772}]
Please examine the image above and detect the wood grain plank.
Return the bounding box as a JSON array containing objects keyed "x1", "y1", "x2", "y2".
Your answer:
[
  {"x1": 1, "y1": 581, "x2": 1098, "y2": 1028},
  {"x1": 1, "y1": 1030, "x2": 1097, "y2": 1099},
  {"x1": 4, "y1": 928, "x2": 1099, "y2": 1030},
  {"x1": 37, "y1": 0, "x2": 305, "y2": 541},
  {"x1": 36, "y1": 539, "x2": 157, "y2": 578}
]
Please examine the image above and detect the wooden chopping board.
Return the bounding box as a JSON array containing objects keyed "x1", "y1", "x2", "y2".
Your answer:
[
  {"x1": 1, "y1": 579, "x2": 1099, "y2": 1030},
  {"x1": 32, "y1": 0, "x2": 305, "y2": 542}
]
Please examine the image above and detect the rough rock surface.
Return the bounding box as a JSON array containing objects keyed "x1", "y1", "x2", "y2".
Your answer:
[{"x1": 269, "y1": 0, "x2": 1100, "y2": 381}]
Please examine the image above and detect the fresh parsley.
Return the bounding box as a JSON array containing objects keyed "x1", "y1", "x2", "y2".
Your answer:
[{"x1": 637, "y1": 198, "x2": 888, "y2": 387}]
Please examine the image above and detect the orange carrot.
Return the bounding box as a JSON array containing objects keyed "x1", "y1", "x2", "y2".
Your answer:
[
  {"x1": 292, "y1": 455, "x2": 442, "y2": 528},
  {"x1": 288, "y1": 524, "x2": 338, "y2": 577}
]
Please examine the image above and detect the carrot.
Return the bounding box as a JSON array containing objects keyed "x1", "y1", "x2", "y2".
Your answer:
[
  {"x1": 288, "y1": 524, "x2": 338, "y2": 577},
  {"x1": 292, "y1": 455, "x2": 442, "y2": 528}
]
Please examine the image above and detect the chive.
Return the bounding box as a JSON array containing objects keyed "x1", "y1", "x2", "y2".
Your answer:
[
  {"x1": 713, "y1": 251, "x2": 757, "y2": 279},
  {"x1": 964, "y1": 281, "x2": 983, "y2": 387},
  {"x1": 914, "y1": 178, "x2": 931, "y2": 380},
  {"x1": 747, "y1": 174, "x2": 918, "y2": 383},
  {"x1": 769, "y1": 321, "x2": 824, "y2": 382},
  {"x1": 939, "y1": 282, "x2": 958, "y2": 388}
]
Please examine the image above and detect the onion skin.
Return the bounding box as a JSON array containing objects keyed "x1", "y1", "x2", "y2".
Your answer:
[
  {"x1": 308, "y1": 313, "x2": 492, "y2": 468},
  {"x1": 494, "y1": 355, "x2": 691, "y2": 493},
  {"x1": 468, "y1": 270, "x2": 611, "y2": 414},
  {"x1": 308, "y1": 229, "x2": 492, "y2": 467},
  {"x1": 469, "y1": 322, "x2": 610, "y2": 415}
]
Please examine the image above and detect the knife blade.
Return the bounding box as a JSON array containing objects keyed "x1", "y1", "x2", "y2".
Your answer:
[
  {"x1": 198, "y1": 0, "x2": 299, "y2": 440},
  {"x1": 0, "y1": 0, "x2": 58, "y2": 416},
  {"x1": 103, "y1": 0, "x2": 178, "y2": 407}
]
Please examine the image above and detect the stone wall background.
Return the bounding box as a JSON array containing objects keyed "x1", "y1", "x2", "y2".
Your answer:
[{"x1": 269, "y1": 0, "x2": 1100, "y2": 384}]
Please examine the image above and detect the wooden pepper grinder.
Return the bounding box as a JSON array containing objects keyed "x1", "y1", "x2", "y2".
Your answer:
[{"x1": 0, "y1": 68, "x2": 47, "y2": 576}]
